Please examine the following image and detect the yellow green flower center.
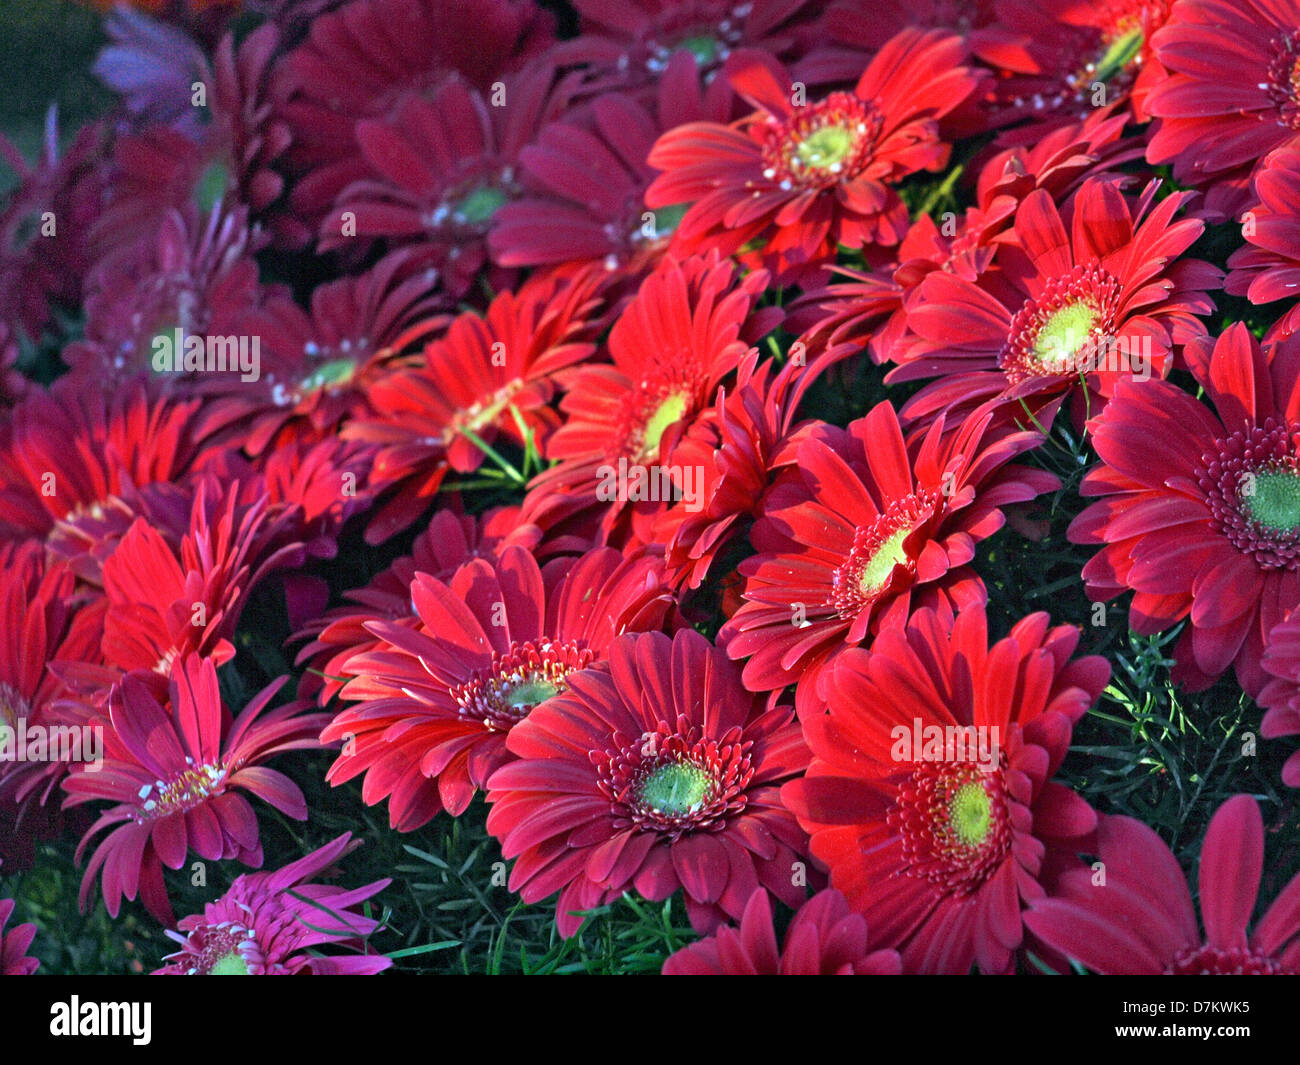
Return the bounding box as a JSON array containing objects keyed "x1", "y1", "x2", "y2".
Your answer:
[{"x1": 639, "y1": 761, "x2": 713, "y2": 816}]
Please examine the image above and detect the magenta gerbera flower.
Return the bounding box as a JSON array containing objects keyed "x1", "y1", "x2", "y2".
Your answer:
[
  {"x1": 323, "y1": 61, "x2": 578, "y2": 297},
  {"x1": 550, "y1": 0, "x2": 821, "y2": 95},
  {"x1": 1026, "y1": 795, "x2": 1300, "y2": 974},
  {"x1": 90, "y1": 22, "x2": 292, "y2": 254},
  {"x1": 62, "y1": 205, "x2": 262, "y2": 387},
  {"x1": 277, "y1": 0, "x2": 555, "y2": 236},
  {"x1": 63, "y1": 654, "x2": 329, "y2": 924},
  {"x1": 1068, "y1": 323, "x2": 1300, "y2": 696},
  {"x1": 662, "y1": 887, "x2": 901, "y2": 974},
  {"x1": 1227, "y1": 144, "x2": 1300, "y2": 341},
  {"x1": 1261, "y1": 606, "x2": 1300, "y2": 787},
  {"x1": 490, "y1": 53, "x2": 738, "y2": 282},
  {"x1": 485, "y1": 628, "x2": 811, "y2": 937},
  {"x1": 721, "y1": 400, "x2": 1057, "y2": 713},
  {"x1": 154, "y1": 833, "x2": 391, "y2": 975},
  {"x1": 199, "y1": 248, "x2": 449, "y2": 455},
  {"x1": 782, "y1": 605, "x2": 1110, "y2": 974},
  {"x1": 322, "y1": 544, "x2": 672, "y2": 832},
  {"x1": 0, "y1": 899, "x2": 38, "y2": 975}
]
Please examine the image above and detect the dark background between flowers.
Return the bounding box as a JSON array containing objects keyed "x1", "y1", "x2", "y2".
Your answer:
[{"x1": 0, "y1": 0, "x2": 1293, "y2": 974}]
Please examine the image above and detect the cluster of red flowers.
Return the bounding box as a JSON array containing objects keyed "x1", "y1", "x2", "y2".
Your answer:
[{"x1": 2, "y1": 0, "x2": 1299, "y2": 975}]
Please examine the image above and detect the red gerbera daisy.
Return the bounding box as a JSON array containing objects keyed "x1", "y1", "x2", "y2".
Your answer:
[
  {"x1": 971, "y1": 0, "x2": 1173, "y2": 139},
  {"x1": 321, "y1": 545, "x2": 672, "y2": 832},
  {"x1": 63, "y1": 654, "x2": 329, "y2": 924},
  {"x1": 1068, "y1": 323, "x2": 1300, "y2": 697},
  {"x1": 0, "y1": 899, "x2": 38, "y2": 975},
  {"x1": 199, "y1": 248, "x2": 449, "y2": 454},
  {"x1": 551, "y1": 0, "x2": 820, "y2": 95},
  {"x1": 490, "y1": 53, "x2": 738, "y2": 283},
  {"x1": 720, "y1": 400, "x2": 1058, "y2": 713},
  {"x1": 293, "y1": 507, "x2": 540, "y2": 706},
  {"x1": 344, "y1": 264, "x2": 606, "y2": 543},
  {"x1": 652, "y1": 349, "x2": 818, "y2": 591},
  {"x1": 277, "y1": 0, "x2": 554, "y2": 236},
  {"x1": 528, "y1": 252, "x2": 781, "y2": 545},
  {"x1": 645, "y1": 30, "x2": 979, "y2": 282},
  {"x1": 485, "y1": 628, "x2": 811, "y2": 936},
  {"x1": 662, "y1": 887, "x2": 901, "y2": 974},
  {"x1": 790, "y1": 106, "x2": 1144, "y2": 370},
  {"x1": 0, "y1": 544, "x2": 102, "y2": 864},
  {"x1": 1227, "y1": 145, "x2": 1300, "y2": 341},
  {"x1": 98, "y1": 478, "x2": 303, "y2": 681},
  {"x1": 1025, "y1": 795, "x2": 1300, "y2": 974},
  {"x1": 1144, "y1": 0, "x2": 1300, "y2": 217},
  {"x1": 887, "y1": 176, "x2": 1219, "y2": 434},
  {"x1": 154, "y1": 833, "x2": 391, "y2": 975},
  {"x1": 323, "y1": 61, "x2": 579, "y2": 298},
  {"x1": 0, "y1": 376, "x2": 209, "y2": 549},
  {"x1": 782, "y1": 605, "x2": 1109, "y2": 973}
]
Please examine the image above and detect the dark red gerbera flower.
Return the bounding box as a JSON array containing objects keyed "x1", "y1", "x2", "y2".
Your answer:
[
  {"x1": 321, "y1": 545, "x2": 672, "y2": 832},
  {"x1": 344, "y1": 264, "x2": 606, "y2": 543},
  {"x1": 972, "y1": 0, "x2": 1172, "y2": 139},
  {"x1": 486, "y1": 628, "x2": 811, "y2": 936},
  {"x1": 62, "y1": 206, "x2": 262, "y2": 387},
  {"x1": 63, "y1": 654, "x2": 328, "y2": 924},
  {"x1": 887, "y1": 177, "x2": 1219, "y2": 434},
  {"x1": 277, "y1": 0, "x2": 554, "y2": 236},
  {"x1": 90, "y1": 22, "x2": 293, "y2": 253},
  {"x1": 0, "y1": 899, "x2": 38, "y2": 975},
  {"x1": 720, "y1": 400, "x2": 1057, "y2": 713},
  {"x1": 98, "y1": 478, "x2": 303, "y2": 681},
  {"x1": 1068, "y1": 323, "x2": 1300, "y2": 697},
  {"x1": 528, "y1": 253, "x2": 780, "y2": 545},
  {"x1": 0, "y1": 110, "x2": 110, "y2": 341},
  {"x1": 790, "y1": 106, "x2": 1144, "y2": 369},
  {"x1": 550, "y1": 0, "x2": 821, "y2": 95},
  {"x1": 1145, "y1": 0, "x2": 1300, "y2": 218},
  {"x1": 199, "y1": 249, "x2": 449, "y2": 454},
  {"x1": 1026, "y1": 795, "x2": 1300, "y2": 974},
  {"x1": 800, "y1": 0, "x2": 995, "y2": 88},
  {"x1": 323, "y1": 61, "x2": 579, "y2": 298},
  {"x1": 645, "y1": 30, "x2": 979, "y2": 282},
  {"x1": 1227, "y1": 145, "x2": 1300, "y2": 341},
  {"x1": 652, "y1": 349, "x2": 818, "y2": 591},
  {"x1": 1261, "y1": 606, "x2": 1300, "y2": 787},
  {"x1": 154, "y1": 833, "x2": 391, "y2": 975},
  {"x1": 662, "y1": 887, "x2": 901, "y2": 974},
  {"x1": 0, "y1": 544, "x2": 102, "y2": 857},
  {"x1": 293, "y1": 506, "x2": 539, "y2": 706},
  {"x1": 782, "y1": 605, "x2": 1109, "y2": 973},
  {"x1": 490, "y1": 53, "x2": 738, "y2": 283},
  {"x1": 0, "y1": 376, "x2": 209, "y2": 549}
]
